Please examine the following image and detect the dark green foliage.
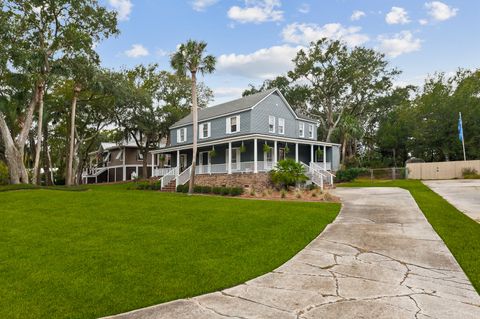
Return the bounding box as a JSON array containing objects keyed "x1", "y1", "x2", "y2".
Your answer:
[
  {"x1": 229, "y1": 187, "x2": 244, "y2": 196},
  {"x1": 462, "y1": 168, "x2": 480, "y2": 179},
  {"x1": 339, "y1": 180, "x2": 480, "y2": 293},
  {"x1": 269, "y1": 159, "x2": 308, "y2": 189},
  {"x1": 193, "y1": 185, "x2": 203, "y2": 193},
  {"x1": 335, "y1": 168, "x2": 369, "y2": 182},
  {"x1": 212, "y1": 187, "x2": 222, "y2": 195},
  {"x1": 201, "y1": 186, "x2": 212, "y2": 194},
  {"x1": 0, "y1": 184, "x2": 88, "y2": 192},
  {"x1": 220, "y1": 187, "x2": 230, "y2": 196}
]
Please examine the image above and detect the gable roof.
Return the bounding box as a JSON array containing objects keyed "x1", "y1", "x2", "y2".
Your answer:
[{"x1": 170, "y1": 88, "x2": 316, "y2": 128}]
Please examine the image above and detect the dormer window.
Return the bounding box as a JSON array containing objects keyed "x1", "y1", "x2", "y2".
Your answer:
[
  {"x1": 268, "y1": 115, "x2": 275, "y2": 133},
  {"x1": 226, "y1": 115, "x2": 240, "y2": 134}
]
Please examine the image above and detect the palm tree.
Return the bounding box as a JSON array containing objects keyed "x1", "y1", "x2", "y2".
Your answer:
[{"x1": 170, "y1": 40, "x2": 216, "y2": 194}]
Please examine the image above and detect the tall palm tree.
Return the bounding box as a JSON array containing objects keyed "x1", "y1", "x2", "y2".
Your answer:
[{"x1": 170, "y1": 40, "x2": 216, "y2": 194}]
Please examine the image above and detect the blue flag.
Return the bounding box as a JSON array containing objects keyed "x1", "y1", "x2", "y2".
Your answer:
[{"x1": 458, "y1": 113, "x2": 464, "y2": 142}]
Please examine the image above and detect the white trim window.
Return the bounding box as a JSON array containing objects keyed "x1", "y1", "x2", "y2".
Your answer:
[
  {"x1": 137, "y1": 150, "x2": 144, "y2": 161},
  {"x1": 226, "y1": 115, "x2": 240, "y2": 134},
  {"x1": 199, "y1": 122, "x2": 211, "y2": 139},
  {"x1": 299, "y1": 122, "x2": 304, "y2": 137},
  {"x1": 308, "y1": 124, "x2": 314, "y2": 139},
  {"x1": 278, "y1": 118, "x2": 285, "y2": 135},
  {"x1": 268, "y1": 115, "x2": 275, "y2": 133},
  {"x1": 177, "y1": 127, "x2": 187, "y2": 143},
  {"x1": 115, "y1": 149, "x2": 123, "y2": 160}
]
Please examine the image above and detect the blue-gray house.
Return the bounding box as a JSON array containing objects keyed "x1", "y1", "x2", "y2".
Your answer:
[{"x1": 151, "y1": 88, "x2": 340, "y2": 190}]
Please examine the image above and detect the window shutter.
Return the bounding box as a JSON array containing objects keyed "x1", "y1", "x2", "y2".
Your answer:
[
  {"x1": 236, "y1": 115, "x2": 240, "y2": 132},
  {"x1": 226, "y1": 117, "x2": 231, "y2": 134},
  {"x1": 207, "y1": 122, "x2": 211, "y2": 137},
  {"x1": 177, "y1": 129, "x2": 180, "y2": 142},
  {"x1": 199, "y1": 124, "x2": 204, "y2": 139}
]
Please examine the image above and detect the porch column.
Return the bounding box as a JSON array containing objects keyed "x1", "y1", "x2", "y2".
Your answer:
[
  {"x1": 310, "y1": 144, "x2": 314, "y2": 164},
  {"x1": 228, "y1": 142, "x2": 232, "y2": 174},
  {"x1": 295, "y1": 143, "x2": 298, "y2": 162},
  {"x1": 274, "y1": 140, "x2": 278, "y2": 165},
  {"x1": 176, "y1": 150, "x2": 180, "y2": 170},
  {"x1": 254, "y1": 138, "x2": 258, "y2": 173},
  {"x1": 122, "y1": 149, "x2": 126, "y2": 181},
  {"x1": 151, "y1": 152, "x2": 154, "y2": 177},
  {"x1": 323, "y1": 145, "x2": 327, "y2": 171}
]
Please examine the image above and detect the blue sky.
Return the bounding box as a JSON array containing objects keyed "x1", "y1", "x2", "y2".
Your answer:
[{"x1": 98, "y1": 0, "x2": 480, "y2": 104}]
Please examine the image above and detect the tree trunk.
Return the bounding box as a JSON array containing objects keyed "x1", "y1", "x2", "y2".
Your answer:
[
  {"x1": 42, "y1": 123, "x2": 53, "y2": 186},
  {"x1": 66, "y1": 84, "x2": 81, "y2": 186},
  {"x1": 341, "y1": 136, "x2": 347, "y2": 165},
  {"x1": 33, "y1": 84, "x2": 45, "y2": 185},
  {"x1": 188, "y1": 71, "x2": 198, "y2": 195},
  {"x1": 142, "y1": 149, "x2": 149, "y2": 179}
]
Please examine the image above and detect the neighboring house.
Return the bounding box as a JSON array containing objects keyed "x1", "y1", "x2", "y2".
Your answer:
[
  {"x1": 151, "y1": 88, "x2": 341, "y2": 190},
  {"x1": 82, "y1": 141, "x2": 160, "y2": 184}
]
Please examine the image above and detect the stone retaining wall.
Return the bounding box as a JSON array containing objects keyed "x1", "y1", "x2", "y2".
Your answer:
[{"x1": 195, "y1": 173, "x2": 271, "y2": 190}]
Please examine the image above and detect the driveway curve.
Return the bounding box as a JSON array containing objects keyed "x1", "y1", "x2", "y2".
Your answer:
[{"x1": 102, "y1": 187, "x2": 480, "y2": 319}]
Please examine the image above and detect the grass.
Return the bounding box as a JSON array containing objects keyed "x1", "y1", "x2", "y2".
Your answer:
[
  {"x1": 0, "y1": 183, "x2": 340, "y2": 319},
  {"x1": 0, "y1": 184, "x2": 88, "y2": 192},
  {"x1": 339, "y1": 179, "x2": 480, "y2": 293}
]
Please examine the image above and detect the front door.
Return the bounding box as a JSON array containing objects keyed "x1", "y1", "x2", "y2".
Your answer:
[
  {"x1": 226, "y1": 148, "x2": 241, "y2": 171},
  {"x1": 198, "y1": 151, "x2": 211, "y2": 173},
  {"x1": 279, "y1": 148, "x2": 286, "y2": 161},
  {"x1": 180, "y1": 154, "x2": 188, "y2": 172}
]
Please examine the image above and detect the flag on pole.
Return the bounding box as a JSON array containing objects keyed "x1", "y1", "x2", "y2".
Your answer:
[{"x1": 458, "y1": 112, "x2": 464, "y2": 142}]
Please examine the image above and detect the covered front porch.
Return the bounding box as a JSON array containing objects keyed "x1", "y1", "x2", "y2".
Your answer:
[{"x1": 151, "y1": 134, "x2": 336, "y2": 177}]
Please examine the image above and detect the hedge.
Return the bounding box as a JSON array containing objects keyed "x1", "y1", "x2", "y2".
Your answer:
[{"x1": 176, "y1": 184, "x2": 244, "y2": 196}]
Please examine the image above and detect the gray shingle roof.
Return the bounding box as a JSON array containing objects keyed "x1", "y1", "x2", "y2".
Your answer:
[
  {"x1": 171, "y1": 88, "x2": 277, "y2": 128},
  {"x1": 171, "y1": 88, "x2": 316, "y2": 128}
]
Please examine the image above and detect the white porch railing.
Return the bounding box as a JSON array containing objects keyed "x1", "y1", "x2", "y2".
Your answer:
[
  {"x1": 160, "y1": 167, "x2": 178, "y2": 189},
  {"x1": 176, "y1": 166, "x2": 192, "y2": 187},
  {"x1": 154, "y1": 167, "x2": 174, "y2": 177},
  {"x1": 310, "y1": 162, "x2": 335, "y2": 185}
]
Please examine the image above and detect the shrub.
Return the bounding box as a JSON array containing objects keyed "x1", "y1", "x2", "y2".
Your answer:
[
  {"x1": 0, "y1": 162, "x2": 8, "y2": 185},
  {"x1": 229, "y1": 187, "x2": 244, "y2": 196},
  {"x1": 270, "y1": 159, "x2": 308, "y2": 189},
  {"x1": 212, "y1": 187, "x2": 222, "y2": 195},
  {"x1": 462, "y1": 168, "x2": 480, "y2": 179},
  {"x1": 201, "y1": 186, "x2": 212, "y2": 194},
  {"x1": 335, "y1": 167, "x2": 369, "y2": 183},
  {"x1": 182, "y1": 184, "x2": 189, "y2": 193},
  {"x1": 193, "y1": 185, "x2": 203, "y2": 193},
  {"x1": 220, "y1": 187, "x2": 230, "y2": 196},
  {"x1": 176, "y1": 184, "x2": 185, "y2": 192},
  {"x1": 280, "y1": 189, "x2": 287, "y2": 198}
]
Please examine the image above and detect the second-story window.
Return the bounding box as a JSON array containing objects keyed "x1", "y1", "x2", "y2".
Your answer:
[
  {"x1": 226, "y1": 115, "x2": 240, "y2": 134},
  {"x1": 137, "y1": 150, "x2": 144, "y2": 161},
  {"x1": 299, "y1": 122, "x2": 304, "y2": 137},
  {"x1": 268, "y1": 115, "x2": 275, "y2": 133},
  {"x1": 308, "y1": 124, "x2": 314, "y2": 139},
  {"x1": 177, "y1": 127, "x2": 187, "y2": 143},
  {"x1": 199, "y1": 122, "x2": 211, "y2": 139},
  {"x1": 278, "y1": 118, "x2": 285, "y2": 134}
]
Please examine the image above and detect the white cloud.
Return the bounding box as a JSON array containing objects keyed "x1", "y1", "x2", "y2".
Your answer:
[
  {"x1": 191, "y1": 0, "x2": 218, "y2": 12},
  {"x1": 108, "y1": 0, "x2": 133, "y2": 21},
  {"x1": 351, "y1": 10, "x2": 366, "y2": 21},
  {"x1": 378, "y1": 31, "x2": 421, "y2": 58},
  {"x1": 425, "y1": 1, "x2": 458, "y2": 21},
  {"x1": 125, "y1": 44, "x2": 149, "y2": 58},
  {"x1": 227, "y1": 0, "x2": 283, "y2": 24},
  {"x1": 298, "y1": 3, "x2": 310, "y2": 14},
  {"x1": 419, "y1": 19, "x2": 428, "y2": 25},
  {"x1": 156, "y1": 49, "x2": 169, "y2": 57},
  {"x1": 385, "y1": 7, "x2": 410, "y2": 25},
  {"x1": 214, "y1": 87, "x2": 246, "y2": 98},
  {"x1": 282, "y1": 22, "x2": 369, "y2": 47},
  {"x1": 217, "y1": 45, "x2": 303, "y2": 79}
]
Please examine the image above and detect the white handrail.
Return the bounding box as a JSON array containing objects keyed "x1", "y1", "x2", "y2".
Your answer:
[
  {"x1": 160, "y1": 167, "x2": 177, "y2": 189},
  {"x1": 176, "y1": 166, "x2": 192, "y2": 187},
  {"x1": 310, "y1": 162, "x2": 335, "y2": 185}
]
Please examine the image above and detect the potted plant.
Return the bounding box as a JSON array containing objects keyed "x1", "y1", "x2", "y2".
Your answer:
[
  {"x1": 316, "y1": 148, "x2": 324, "y2": 159},
  {"x1": 263, "y1": 143, "x2": 272, "y2": 153},
  {"x1": 209, "y1": 147, "x2": 217, "y2": 158},
  {"x1": 284, "y1": 143, "x2": 290, "y2": 154},
  {"x1": 239, "y1": 142, "x2": 247, "y2": 153}
]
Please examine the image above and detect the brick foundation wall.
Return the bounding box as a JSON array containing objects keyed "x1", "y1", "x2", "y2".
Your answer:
[{"x1": 195, "y1": 173, "x2": 271, "y2": 190}]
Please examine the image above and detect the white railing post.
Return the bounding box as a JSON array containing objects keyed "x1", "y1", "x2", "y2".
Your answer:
[
  {"x1": 228, "y1": 142, "x2": 232, "y2": 174},
  {"x1": 323, "y1": 145, "x2": 327, "y2": 171},
  {"x1": 295, "y1": 143, "x2": 298, "y2": 162},
  {"x1": 310, "y1": 144, "x2": 314, "y2": 164},
  {"x1": 274, "y1": 140, "x2": 278, "y2": 166},
  {"x1": 254, "y1": 138, "x2": 258, "y2": 173}
]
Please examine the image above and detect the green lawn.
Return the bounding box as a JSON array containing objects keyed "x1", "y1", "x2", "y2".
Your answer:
[
  {"x1": 339, "y1": 179, "x2": 480, "y2": 293},
  {"x1": 0, "y1": 184, "x2": 339, "y2": 319}
]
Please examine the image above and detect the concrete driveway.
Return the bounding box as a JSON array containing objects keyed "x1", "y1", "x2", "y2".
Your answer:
[
  {"x1": 424, "y1": 180, "x2": 480, "y2": 222},
  {"x1": 102, "y1": 188, "x2": 480, "y2": 319}
]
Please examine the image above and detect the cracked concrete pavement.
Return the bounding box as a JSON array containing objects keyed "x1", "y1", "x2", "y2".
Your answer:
[
  {"x1": 101, "y1": 187, "x2": 480, "y2": 319},
  {"x1": 424, "y1": 180, "x2": 480, "y2": 222}
]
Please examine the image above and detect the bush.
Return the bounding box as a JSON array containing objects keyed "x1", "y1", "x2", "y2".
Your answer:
[
  {"x1": 176, "y1": 184, "x2": 185, "y2": 192},
  {"x1": 270, "y1": 159, "x2": 308, "y2": 189},
  {"x1": 462, "y1": 168, "x2": 480, "y2": 179},
  {"x1": 212, "y1": 187, "x2": 222, "y2": 195},
  {"x1": 335, "y1": 167, "x2": 369, "y2": 183},
  {"x1": 229, "y1": 187, "x2": 244, "y2": 196},
  {"x1": 220, "y1": 187, "x2": 230, "y2": 196},
  {"x1": 0, "y1": 162, "x2": 8, "y2": 185},
  {"x1": 193, "y1": 185, "x2": 203, "y2": 193},
  {"x1": 201, "y1": 186, "x2": 212, "y2": 194}
]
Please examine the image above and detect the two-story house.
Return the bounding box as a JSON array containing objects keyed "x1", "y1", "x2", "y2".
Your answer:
[{"x1": 151, "y1": 88, "x2": 340, "y2": 190}]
